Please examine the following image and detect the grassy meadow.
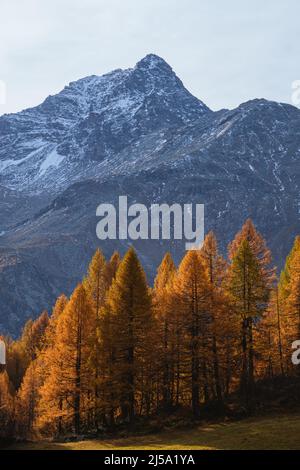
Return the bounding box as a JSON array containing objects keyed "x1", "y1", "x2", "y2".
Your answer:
[{"x1": 6, "y1": 413, "x2": 300, "y2": 450}]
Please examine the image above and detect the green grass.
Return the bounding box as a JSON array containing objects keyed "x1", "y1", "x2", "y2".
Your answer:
[{"x1": 6, "y1": 413, "x2": 300, "y2": 450}]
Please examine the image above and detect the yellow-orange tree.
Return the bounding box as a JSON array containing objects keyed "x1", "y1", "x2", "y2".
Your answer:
[
  {"x1": 106, "y1": 251, "x2": 121, "y2": 286},
  {"x1": 153, "y1": 252, "x2": 176, "y2": 410},
  {"x1": 16, "y1": 360, "x2": 41, "y2": 438},
  {"x1": 199, "y1": 231, "x2": 228, "y2": 403},
  {"x1": 38, "y1": 285, "x2": 96, "y2": 435},
  {"x1": 279, "y1": 236, "x2": 300, "y2": 300},
  {"x1": 100, "y1": 247, "x2": 153, "y2": 423},
  {"x1": 173, "y1": 250, "x2": 210, "y2": 417},
  {"x1": 227, "y1": 239, "x2": 269, "y2": 410},
  {"x1": 83, "y1": 249, "x2": 108, "y2": 427},
  {"x1": 0, "y1": 370, "x2": 14, "y2": 438},
  {"x1": 227, "y1": 220, "x2": 273, "y2": 406}
]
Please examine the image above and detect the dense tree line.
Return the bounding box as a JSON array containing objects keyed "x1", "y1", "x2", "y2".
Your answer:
[{"x1": 1, "y1": 219, "x2": 300, "y2": 439}]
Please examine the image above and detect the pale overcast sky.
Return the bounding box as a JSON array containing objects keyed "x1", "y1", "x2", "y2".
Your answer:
[{"x1": 0, "y1": 0, "x2": 299, "y2": 115}]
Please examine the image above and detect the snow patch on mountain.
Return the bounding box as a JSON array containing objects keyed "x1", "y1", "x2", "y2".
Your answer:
[{"x1": 38, "y1": 148, "x2": 65, "y2": 176}]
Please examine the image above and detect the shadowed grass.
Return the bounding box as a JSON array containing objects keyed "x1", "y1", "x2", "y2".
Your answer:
[{"x1": 6, "y1": 413, "x2": 300, "y2": 450}]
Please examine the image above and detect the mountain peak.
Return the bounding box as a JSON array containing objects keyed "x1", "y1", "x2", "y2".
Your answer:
[
  {"x1": 0, "y1": 53, "x2": 211, "y2": 194},
  {"x1": 136, "y1": 54, "x2": 171, "y2": 71}
]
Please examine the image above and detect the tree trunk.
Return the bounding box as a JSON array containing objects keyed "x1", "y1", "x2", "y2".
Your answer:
[{"x1": 74, "y1": 316, "x2": 82, "y2": 435}]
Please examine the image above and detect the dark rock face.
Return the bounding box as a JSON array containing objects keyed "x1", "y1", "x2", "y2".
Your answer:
[{"x1": 0, "y1": 54, "x2": 300, "y2": 335}]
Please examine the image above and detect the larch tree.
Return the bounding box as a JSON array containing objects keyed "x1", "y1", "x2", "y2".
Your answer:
[
  {"x1": 199, "y1": 231, "x2": 227, "y2": 403},
  {"x1": 286, "y1": 268, "x2": 300, "y2": 363},
  {"x1": 279, "y1": 239, "x2": 300, "y2": 372},
  {"x1": 6, "y1": 340, "x2": 29, "y2": 391},
  {"x1": 0, "y1": 370, "x2": 14, "y2": 438},
  {"x1": 228, "y1": 219, "x2": 274, "y2": 287},
  {"x1": 44, "y1": 294, "x2": 68, "y2": 349},
  {"x1": 83, "y1": 248, "x2": 108, "y2": 426},
  {"x1": 227, "y1": 239, "x2": 269, "y2": 410},
  {"x1": 279, "y1": 236, "x2": 300, "y2": 300},
  {"x1": 153, "y1": 252, "x2": 177, "y2": 410},
  {"x1": 227, "y1": 220, "x2": 274, "y2": 402},
  {"x1": 38, "y1": 285, "x2": 96, "y2": 435},
  {"x1": 101, "y1": 247, "x2": 153, "y2": 423},
  {"x1": 106, "y1": 251, "x2": 121, "y2": 286},
  {"x1": 16, "y1": 360, "x2": 41, "y2": 438},
  {"x1": 20, "y1": 311, "x2": 49, "y2": 361},
  {"x1": 5, "y1": 311, "x2": 50, "y2": 394},
  {"x1": 84, "y1": 249, "x2": 107, "y2": 318},
  {"x1": 259, "y1": 286, "x2": 285, "y2": 377},
  {"x1": 36, "y1": 295, "x2": 69, "y2": 400},
  {"x1": 173, "y1": 250, "x2": 211, "y2": 417}
]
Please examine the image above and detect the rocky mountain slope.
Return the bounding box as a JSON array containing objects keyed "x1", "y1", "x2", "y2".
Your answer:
[{"x1": 0, "y1": 54, "x2": 300, "y2": 335}]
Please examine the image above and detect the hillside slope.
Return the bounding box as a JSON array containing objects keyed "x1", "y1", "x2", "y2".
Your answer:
[{"x1": 1, "y1": 54, "x2": 300, "y2": 334}]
